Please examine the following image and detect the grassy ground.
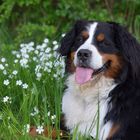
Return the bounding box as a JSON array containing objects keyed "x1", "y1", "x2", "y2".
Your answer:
[
  {"x1": 0, "y1": 38, "x2": 96, "y2": 140},
  {"x1": 0, "y1": 38, "x2": 63, "y2": 140}
]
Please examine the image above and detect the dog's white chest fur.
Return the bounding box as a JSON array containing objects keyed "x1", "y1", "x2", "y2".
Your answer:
[{"x1": 62, "y1": 74, "x2": 116, "y2": 139}]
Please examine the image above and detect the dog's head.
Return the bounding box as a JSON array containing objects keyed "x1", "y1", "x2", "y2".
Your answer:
[{"x1": 59, "y1": 20, "x2": 140, "y2": 85}]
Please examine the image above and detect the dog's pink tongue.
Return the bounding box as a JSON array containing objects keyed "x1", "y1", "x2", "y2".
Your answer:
[{"x1": 75, "y1": 67, "x2": 94, "y2": 84}]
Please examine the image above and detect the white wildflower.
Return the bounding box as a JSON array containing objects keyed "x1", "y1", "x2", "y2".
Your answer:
[
  {"x1": 30, "y1": 106, "x2": 39, "y2": 116},
  {"x1": 16, "y1": 80, "x2": 22, "y2": 86},
  {"x1": 3, "y1": 80, "x2": 10, "y2": 85},
  {"x1": 33, "y1": 57, "x2": 37, "y2": 61},
  {"x1": 20, "y1": 43, "x2": 25, "y2": 48},
  {"x1": 45, "y1": 48, "x2": 51, "y2": 53},
  {"x1": 0, "y1": 64, "x2": 4, "y2": 70},
  {"x1": 28, "y1": 42, "x2": 34, "y2": 47},
  {"x1": 36, "y1": 45, "x2": 42, "y2": 50},
  {"x1": 35, "y1": 65, "x2": 41, "y2": 72},
  {"x1": 14, "y1": 59, "x2": 18, "y2": 63},
  {"x1": 61, "y1": 33, "x2": 65, "y2": 37},
  {"x1": 20, "y1": 58, "x2": 28, "y2": 67},
  {"x1": 47, "y1": 69, "x2": 51, "y2": 73},
  {"x1": 27, "y1": 46, "x2": 34, "y2": 52},
  {"x1": 3, "y1": 70, "x2": 7, "y2": 75},
  {"x1": 34, "y1": 50, "x2": 39, "y2": 55},
  {"x1": 22, "y1": 54, "x2": 29, "y2": 59},
  {"x1": 20, "y1": 48, "x2": 27, "y2": 54},
  {"x1": 39, "y1": 52, "x2": 43, "y2": 57},
  {"x1": 44, "y1": 38, "x2": 49, "y2": 43},
  {"x1": 46, "y1": 61, "x2": 52, "y2": 68},
  {"x1": 53, "y1": 45, "x2": 59, "y2": 50},
  {"x1": 44, "y1": 66, "x2": 48, "y2": 71},
  {"x1": 16, "y1": 54, "x2": 21, "y2": 58},
  {"x1": 47, "y1": 54, "x2": 52, "y2": 58},
  {"x1": 22, "y1": 83, "x2": 28, "y2": 89},
  {"x1": 47, "y1": 111, "x2": 50, "y2": 116},
  {"x1": 51, "y1": 115, "x2": 56, "y2": 120},
  {"x1": 36, "y1": 126, "x2": 44, "y2": 134},
  {"x1": 53, "y1": 74, "x2": 58, "y2": 78},
  {"x1": 36, "y1": 73, "x2": 42, "y2": 78},
  {"x1": 53, "y1": 52, "x2": 58, "y2": 57},
  {"x1": 8, "y1": 75, "x2": 13, "y2": 79},
  {"x1": 52, "y1": 40, "x2": 57, "y2": 45},
  {"x1": 5, "y1": 64, "x2": 8, "y2": 67},
  {"x1": 30, "y1": 113, "x2": 35, "y2": 116},
  {"x1": 12, "y1": 70, "x2": 18, "y2": 75},
  {"x1": 24, "y1": 124, "x2": 30, "y2": 133},
  {"x1": 51, "y1": 115, "x2": 56, "y2": 125},
  {"x1": 1, "y1": 58, "x2": 6, "y2": 63},
  {"x1": 34, "y1": 106, "x2": 39, "y2": 114},
  {"x1": 42, "y1": 43, "x2": 47, "y2": 49},
  {"x1": 3, "y1": 96, "x2": 12, "y2": 103},
  {"x1": 12, "y1": 50, "x2": 18, "y2": 55},
  {"x1": 3, "y1": 96, "x2": 9, "y2": 103}
]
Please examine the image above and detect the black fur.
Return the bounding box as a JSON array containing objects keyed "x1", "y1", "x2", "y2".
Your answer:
[
  {"x1": 59, "y1": 20, "x2": 140, "y2": 139},
  {"x1": 112, "y1": 22, "x2": 140, "y2": 80},
  {"x1": 59, "y1": 20, "x2": 89, "y2": 56},
  {"x1": 105, "y1": 22, "x2": 140, "y2": 139},
  {"x1": 59, "y1": 20, "x2": 89, "y2": 73}
]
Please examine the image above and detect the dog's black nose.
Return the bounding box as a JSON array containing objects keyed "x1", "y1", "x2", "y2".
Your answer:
[
  {"x1": 77, "y1": 49, "x2": 92, "y2": 67},
  {"x1": 77, "y1": 49, "x2": 92, "y2": 60}
]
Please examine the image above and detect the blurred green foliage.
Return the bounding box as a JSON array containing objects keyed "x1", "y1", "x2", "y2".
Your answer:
[{"x1": 0, "y1": 0, "x2": 140, "y2": 45}]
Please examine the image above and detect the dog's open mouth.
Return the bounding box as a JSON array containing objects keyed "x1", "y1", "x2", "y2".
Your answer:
[{"x1": 75, "y1": 61, "x2": 110, "y2": 84}]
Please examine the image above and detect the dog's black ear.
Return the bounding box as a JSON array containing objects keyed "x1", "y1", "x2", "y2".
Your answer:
[
  {"x1": 59, "y1": 20, "x2": 87, "y2": 56},
  {"x1": 111, "y1": 22, "x2": 140, "y2": 78},
  {"x1": 59, "y1": 24, "x2": 76, "y2": 56}
]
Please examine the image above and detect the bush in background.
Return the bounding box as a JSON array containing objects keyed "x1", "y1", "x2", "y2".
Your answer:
[{"x1": 1, "y1": 0, "x2": 140, "y2": 46}]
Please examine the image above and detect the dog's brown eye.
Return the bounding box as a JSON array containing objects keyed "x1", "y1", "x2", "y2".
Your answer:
[{"x1": 96, "y1": 33, "x2": 105, "y2": 42}]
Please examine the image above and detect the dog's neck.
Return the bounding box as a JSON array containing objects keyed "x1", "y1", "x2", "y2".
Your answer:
[{"x1": 66, "y1": 73, "x2": 116, "y2": 103}]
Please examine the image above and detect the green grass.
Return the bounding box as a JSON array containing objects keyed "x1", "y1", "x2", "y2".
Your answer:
[
  {"x1": 0, "y1": 39, "x2": 63, "y2": 140},
  {"x1": 0, "y1": 39, "x2": 99, "y2": 140}
]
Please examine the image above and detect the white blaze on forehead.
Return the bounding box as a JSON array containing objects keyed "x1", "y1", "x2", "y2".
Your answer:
[
  {"x1": 86, "y1": 22, "x2": 98, "y2": 44},
  {"x1": 74, "y1": 22, "x2": 103, "y2": 69}
]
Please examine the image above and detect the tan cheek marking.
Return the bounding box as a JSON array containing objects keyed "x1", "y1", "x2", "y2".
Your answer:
[
  {"x1": 70, "y1": 52, "x2": 75, "y2": 60},
  {"x1": 96, "y1": 33, "x2": 105, "y2": 42},
  {"x1": 81, "y1": 31, "x2": 89, "y2": 39},
  {"x1": 107, "y1": 123, "x2": 120, "y2": 139},
  {"x1": 68, "y1": 52, "x2": 76, "y2": 73},
  {"x1": 102, "y1": 54, "x2": 123, "y2": 78}
]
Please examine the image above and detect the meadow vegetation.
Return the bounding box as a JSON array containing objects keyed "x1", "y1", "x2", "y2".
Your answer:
[{"x1": 0, "y1": 0, "x2": 140, "y2": 139}]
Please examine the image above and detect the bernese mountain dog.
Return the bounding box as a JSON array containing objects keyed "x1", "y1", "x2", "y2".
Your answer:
[{"x1": 59, "y1": 20, "x2": 140, "y2": 140}]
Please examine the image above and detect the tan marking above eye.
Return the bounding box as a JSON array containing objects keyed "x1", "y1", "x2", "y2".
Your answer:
[
  {"x1": 96, "y1": 33, "x2": 105, "y2": 42},
  {"x1": 81, "y1": 31, "x2": 89, "y2": 39}
]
